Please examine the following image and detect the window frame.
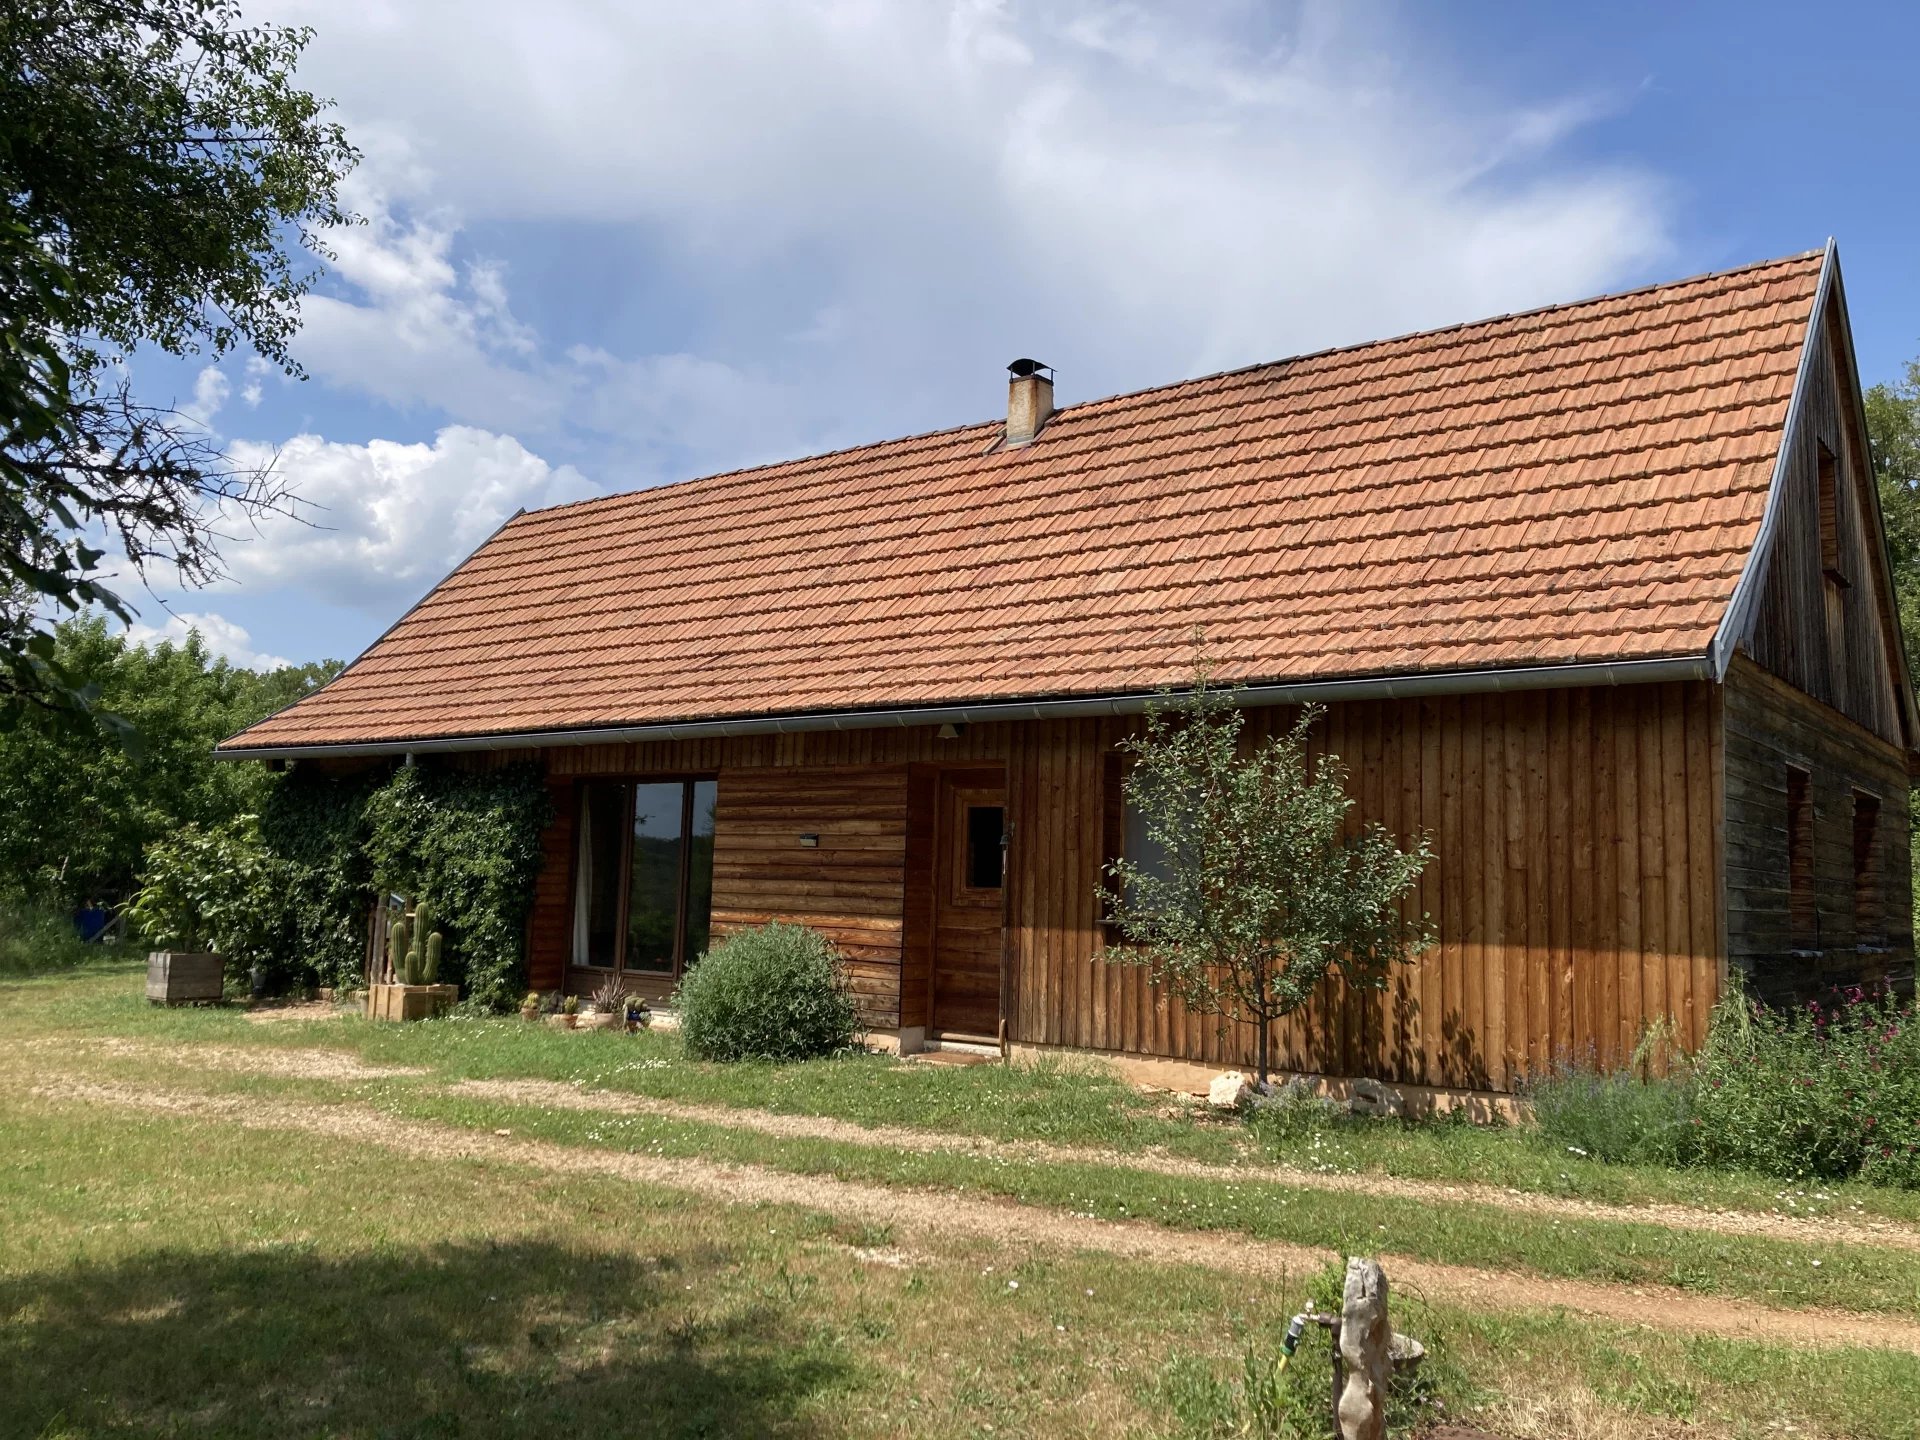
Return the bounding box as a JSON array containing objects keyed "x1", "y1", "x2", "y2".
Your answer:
[
  {"x1": 1100, "y1": 750, "x2": 1177, "y2": 939},
  {"x1": 1851, "y1": 787, "x2": 1884, "y2": 949},
  {"x1": 1817, "y1": 440, "x2": 1848, "y2": 589},
  {"x1": 1786, "y1": 764, "x2": 1816, "y2": 952},
  {"x1": 569, "y1": 774, "x2": 717, "y2": 979}
]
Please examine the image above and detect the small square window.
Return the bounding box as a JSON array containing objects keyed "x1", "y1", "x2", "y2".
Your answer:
[{"x1": 965, "y1": 805, "x2": 1004, "y2": 889}]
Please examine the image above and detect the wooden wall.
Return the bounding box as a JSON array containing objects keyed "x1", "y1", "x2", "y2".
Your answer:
[
  {"x1": 709, "y1": 765, "x2": 911, "y2": 1025},
  {"x1": 523, "y1": 679, "x2": 1727, "y2": 1092},
  {"x1": 1003, "y1": 686, "x2": 1723, "y2": 1091},
  {"x1": 524, "y1": 774, "x2": 574, "y2": 993},
  {"x1": 1723, "y1": 658, "x2": 1913, "y2": 1000},
  {"x1": 1744, "y1": 292, "x2": 1908, "y2": 748}
]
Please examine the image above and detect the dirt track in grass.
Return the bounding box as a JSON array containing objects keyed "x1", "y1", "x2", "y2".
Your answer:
[
  {"x1": 32, "y1": 1076, "x2": 1920, "y2": 1354},
  {"x1": 446, "y1": 1075, "x2": 1920, "y2": 1255},
  {"x1": 63, "y1": 1038, "x2": 1920, "y2": 1256}
]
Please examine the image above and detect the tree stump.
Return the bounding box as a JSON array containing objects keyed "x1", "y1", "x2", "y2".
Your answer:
[{"x1": 1337, "y1": 1257, "x2": 1391, "y2": 1440}]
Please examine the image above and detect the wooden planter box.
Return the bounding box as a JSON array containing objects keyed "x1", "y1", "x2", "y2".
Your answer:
[
  {"x1": 147, "y1": 951, "x2": 224, "y2": 1005},
  {"x1": 366, "y1": 982, "x2": 458, "y2": 1023}
]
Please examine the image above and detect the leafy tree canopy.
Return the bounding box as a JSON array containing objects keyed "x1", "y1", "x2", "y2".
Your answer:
[
  {"x1": 0, "y1": 613, "x2": 339, "y2": 905},
  {"x1": 1100, "y1": 672, "x2": 1434, "y2": 1086},
  {"x1": 1, "y1": 0, "x2": 355, "y2": 723},
  {"x1": 1865, "y1": 358, "x2": 1920, "y2": 675}
]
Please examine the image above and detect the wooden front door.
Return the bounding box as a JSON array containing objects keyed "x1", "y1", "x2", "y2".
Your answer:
[{"x1": 930, "y1": 770, "x2": 1007, "y2": 1038}]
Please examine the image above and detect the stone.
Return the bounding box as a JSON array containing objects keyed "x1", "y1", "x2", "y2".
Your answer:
[
  {"x1": 1337, "y1": 1257, "x2": 1391, "y2": 1440},
  {"x1": 1207, "y1": 1071, "x2": 1253, "y2": 1110},
  {"x1": 1347, "y1": 1077, "x2": 1405, "y2": 1118}
]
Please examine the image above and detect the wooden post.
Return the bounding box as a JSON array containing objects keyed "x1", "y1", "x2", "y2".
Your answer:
[{"x1": 1337, "y1": 1257, "x2": 1390, "y2": 1440}]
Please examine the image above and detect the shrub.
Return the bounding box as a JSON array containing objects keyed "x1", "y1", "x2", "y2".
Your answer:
[
  {"x1": 674, "y1": 922, "x2": 859, "y2": 1062},
  {"x1": 1528, "y1": 1062, "x2": 1694, "y2": 1167},
  {"x1": 1690, "y1": 983, "x2": 1920, "y2": 1187},
  {"x1": 1244, "y1": 1078, "x2": 1344, "y2": 1145},
  {"x1": 127, "y1": 817, "x2": 287, "y2": 981},
  {"x1": 0, "y1": 894, "x2": 105, "y2": 975}
]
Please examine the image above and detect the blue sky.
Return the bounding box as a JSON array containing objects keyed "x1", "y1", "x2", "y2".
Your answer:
[{"x1": 124, "y1": 0, "x2": 1920, "y2": 671}]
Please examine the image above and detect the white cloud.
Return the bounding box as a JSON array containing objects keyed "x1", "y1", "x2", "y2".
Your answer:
[
  {"x1": 258, "y1": 0, "x2": 1670, "y2": 464},
  {"x1": 214, "y1": 426, "x2": 596, "y2": 614},
  {"x1": 125, "y1": 610, "x2": 291, "y2": 672},
  {"x1": 182, "y1": 366, "x2": 231, "y2": 429},
  {"x1": 205, "y1": 1, "x2": 1685, "y2": 666}
]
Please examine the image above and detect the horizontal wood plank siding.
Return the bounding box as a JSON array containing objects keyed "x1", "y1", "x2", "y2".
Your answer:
[
  {"x1": 709, "y1": 764, "x2": 910, "y2": 1026},
  {"x1": 1722, "y1": 658, "x2": 1913, "y2": 1001}
]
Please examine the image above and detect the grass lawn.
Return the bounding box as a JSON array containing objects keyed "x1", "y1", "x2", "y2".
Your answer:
[{"x1": 5, "y1": 960, "x2": 1920, "y2": 1438}]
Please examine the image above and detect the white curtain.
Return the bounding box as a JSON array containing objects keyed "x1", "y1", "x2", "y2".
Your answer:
[{"x1": 571, "y1": 788, "x2": 592, "y2": 968}]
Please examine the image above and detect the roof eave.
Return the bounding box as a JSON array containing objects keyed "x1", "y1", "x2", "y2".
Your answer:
[{"x1": 214, "y1": 652, "x2": 1714, "y2": 761}]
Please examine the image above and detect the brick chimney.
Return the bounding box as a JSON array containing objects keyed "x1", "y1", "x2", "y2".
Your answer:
[{"x1": 1005, "y1": 358, "x2": 1053, "y2": 446}]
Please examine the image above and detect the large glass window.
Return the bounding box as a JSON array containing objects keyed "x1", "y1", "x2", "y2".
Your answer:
[{"x1": 571, "y1": 778, "x2": 717, "y2": 976}]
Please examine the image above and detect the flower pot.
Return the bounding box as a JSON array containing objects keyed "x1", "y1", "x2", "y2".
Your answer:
[
  {"x1": 545, "y1": 1013, "x2": 576, "y2": 1031},
  {"x1": 584, "y1": 1010, "x2": 622, "y2": 1031},
  {"x1": 520, "y1": 1004, "x2": 540, "y2": 1022},
  {"x1": 147, "y1": 951, "x2": 224, "y2": 1005},
  {"x1": 366, "y1": 982, "x2": 458, "y2": 1023}
]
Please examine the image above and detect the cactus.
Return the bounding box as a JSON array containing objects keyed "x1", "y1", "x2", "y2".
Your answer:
[
  {"x1": 386, "y1": 910, "x2": 410, "y2": 982},
  {"x1": 408, "y1": 902, "x2": 434, "y2": 978},
  {"x1": 423, "y1": 931, "x2": 443, "y2": 984}
]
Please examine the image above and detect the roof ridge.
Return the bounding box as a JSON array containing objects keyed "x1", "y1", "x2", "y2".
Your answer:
[
  {"x1": 518, "y1": 247, "x2": 1823, "y2": 527},
  {"x1": 1056, "y1": 248, "x2": 1825, "y2": 419}
]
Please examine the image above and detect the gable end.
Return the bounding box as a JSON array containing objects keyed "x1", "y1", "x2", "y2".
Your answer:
[{"x1": 1715, "y1": 243, "x2": 1918, "y2": 751}]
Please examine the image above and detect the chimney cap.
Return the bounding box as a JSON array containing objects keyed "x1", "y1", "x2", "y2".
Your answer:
[{"x1": 1007, "y1": 357, "x2": 1053, "y2": 380}]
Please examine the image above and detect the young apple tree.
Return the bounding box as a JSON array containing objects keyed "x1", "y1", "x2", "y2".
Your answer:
[{"x1": 1099, "y1": 674, "x2": 1434, "y2": 1087}]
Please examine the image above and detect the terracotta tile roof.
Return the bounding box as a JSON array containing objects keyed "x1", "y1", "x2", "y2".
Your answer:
[{"x1": 224, "y1": 250, "x2": 1827, "y2": 750}]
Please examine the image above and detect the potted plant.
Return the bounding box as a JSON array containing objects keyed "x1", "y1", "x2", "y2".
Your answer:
[
  {"x1": 366, "y1": 900, "x2": 459, "y2": 1022},
  {"x1": 587, "y1": 973, "x2": 627, "y2": 1031},
  {"x1": 130, "y1": 820, "x2": 277, "y2": 1005},
  {"x1": 520, "y1": 990, "x2": 541, "y2": 1022},
  {"x1": 624, "y1": 995, "x2": 651, "y2": 1032},
  {"x1": 562, "y1": 994, "x2": 580, "y2": 1029}
]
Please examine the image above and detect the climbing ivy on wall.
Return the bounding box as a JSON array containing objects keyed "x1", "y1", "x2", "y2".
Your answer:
[
  {"x1": 259, "y1": 768, "x2": 377, "y2": 992},
  {"x1": 257, "y1": 759, "x2": 551, "y2": 1007},
  {"x1": 361, "y1": 761, "x2": 552, "y2": 1011}
]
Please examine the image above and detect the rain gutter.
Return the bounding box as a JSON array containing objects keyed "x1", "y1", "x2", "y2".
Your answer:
[{"x1": 215, "y1": 653, "x2": 1712, "y2": 762}]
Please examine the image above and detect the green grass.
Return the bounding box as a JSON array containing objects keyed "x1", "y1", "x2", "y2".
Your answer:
[
  {"x1": 22, "y1": 962, "x2": 1920, "y2": 1229},
  {"x1": 62, "y1": 1041, "x2": 1920, "y2": 1323},
  {"x1": 7, "y1": 1067, "x2": 1920, "y2": 1439}
]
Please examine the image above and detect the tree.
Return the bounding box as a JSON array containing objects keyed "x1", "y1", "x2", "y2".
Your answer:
[
  {"x1": 1864, "y1": 359, "x2": 1920, "y2": 933},
  {"x1": 1099, "y1": 674, "x2": 1434, "y2": 1087},
  {"x1": 0, "y1": 613, "x2": 339, "y2": 904},
  {"x1": 1865, "y1": 360, "x2": 1920, "y2": 675},
  {"x1": 0, "y1": 0, "x2": 356, "y2": 723}
]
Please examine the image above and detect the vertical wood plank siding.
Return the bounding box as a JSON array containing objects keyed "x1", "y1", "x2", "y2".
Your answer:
[
  {"x1": 524, "y1": 680, "x2": 1724, "y2": 1091},
  {"x1": 524, "y1": 775, "x2": 574, "y2": 993},
  {"x1": 1744, "y1": 305, "x2": 1906, "y2": 748}
]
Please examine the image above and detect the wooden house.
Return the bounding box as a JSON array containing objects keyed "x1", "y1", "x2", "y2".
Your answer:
[{"x1": 221, "y1": 244, "x2": 1916, "y2": 1094}]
